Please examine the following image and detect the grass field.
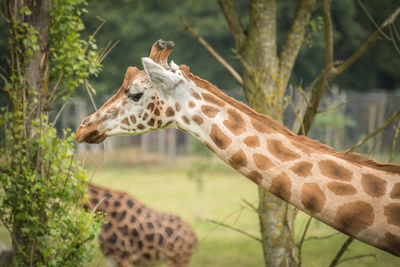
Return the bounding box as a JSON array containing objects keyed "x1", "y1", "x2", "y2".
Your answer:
[
  {"x1": 82, "y1": 150, "x2": 400, "y2": 267},
  {"x1": 1, "y1": 150, "x2": 399, "y2": 267}
]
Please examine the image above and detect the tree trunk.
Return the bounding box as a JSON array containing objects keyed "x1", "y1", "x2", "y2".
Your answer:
[
  {"x1": 241, "y1": 1, "x2": 296, "y2": 266},
  {"x1": 3, "y1": 0, "x2": 52, "y2": 263},
  {"x1": 218, "y1": 0, "x2": 315, "y2": 265}
]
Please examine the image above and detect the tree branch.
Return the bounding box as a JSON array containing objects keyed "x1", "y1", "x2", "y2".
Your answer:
[
  {"x1": 333, "y1": 5, "x2": 400, "y2": 76},
  {"x1": 299, "y1": 5, "x2": 400, "y2": 135},
  {"x1": 338, "y1": 253, "x2": 377, "y2": 265},
  {"x1": 346, "y1": 110, "x2": 400, "y2": 153},
  {"x1": 217, "y1": 0, "x2": 247, "y2": 51},
  {"x1": 297, "y1": 216, "x2": 312, "y2": 267},
  {"x1": 207, "y1": 219, "x2": 261, "y2": 243},
  {"x1": 180, "y1": 18, "x2": 243, "y2": 85},
  {"x1": 279, "y1": 0, "x2": 317, "y2": 88},
  {"x1": 329, "y1": 237, "x2": 354, "y2": 267},
  {"x1": 390, "y1": 119, "x2": 400, "y2": 162},
  {"x1": 322, "y1": 0, "x2": 334, "y2": 74}
]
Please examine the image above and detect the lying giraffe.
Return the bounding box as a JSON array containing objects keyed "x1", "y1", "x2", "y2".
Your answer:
[
  {"x1": 76, "y1": 40, "x2": 400, "y2": 257},
  {"x1": 84, "y1": 183, "x2": 197, "y2": 267}
]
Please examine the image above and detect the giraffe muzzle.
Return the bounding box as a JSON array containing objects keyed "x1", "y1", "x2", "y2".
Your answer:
[{"x1": 75, "y1": 126, "x2": 106, "y2": 144}]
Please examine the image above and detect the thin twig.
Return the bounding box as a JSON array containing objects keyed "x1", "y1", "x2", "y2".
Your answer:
[
  {"x1": 389, "y1": 119, "x2": 400, "y2": 162},
  {"x1": 180, "y1": 17, "x2": 243, "y2": 85},
  {"x1": 241, "y1": 199, "x2": 258, "y2": 213},
  {"x1": 98, "y1": 40, "x2": 120, "y2": 64},
  {"x1": 389, "y1": 24, "x2": 400, "y2": 56},
  {"x1": 92, "y1": 16, "x2": 106, "y2": 39},
  {"x1": 346, "y1": 110, "x2": 400, "y2": 153},
  {"x1": 85, "y1": 79, "x2": 97, "y2": 95},
  {"x1": 297, "y1": 216, "x2": 312, "y2": 267},
  {"x1": 85, "y1": 80, "x2": 98, "y2": 110},
  {"x1": 317, "y1": 99, "x2": 350, "y2": 114},
  {"x1": 305, "y1": 232, "x2": 340, "y2": 242},
  {"x1": 207, "y1": 219, "x2": 261, "y2": 243},
  {"x1": 358, "y1": 0, "x2": 392, "y2": 40},
  {"x1": 329, "y1": 237, "x2": 354, "y2": 267},
  {"x1": 338, "y1": 253, "x2": 377, "y2": 265},
  {"x1": 90, "y1": 196, "x2": 106, "y2": 215},
  {"x1": 51, "y1": 101, "x2": 67, "y2": 126}
]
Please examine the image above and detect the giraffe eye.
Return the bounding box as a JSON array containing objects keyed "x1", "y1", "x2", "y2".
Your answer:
[{"x1": 128, "y1": 92, "x2": 143, "y2": 102}]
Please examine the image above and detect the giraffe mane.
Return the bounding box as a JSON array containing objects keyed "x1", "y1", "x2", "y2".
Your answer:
[{"x1": 179, "y1": 65, "x2": 400, "y2": 175}]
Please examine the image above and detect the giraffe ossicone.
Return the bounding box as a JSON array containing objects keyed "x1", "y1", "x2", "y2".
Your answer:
[{"x1": 76, "y1": 40, "x2": 400, "y2": 257}]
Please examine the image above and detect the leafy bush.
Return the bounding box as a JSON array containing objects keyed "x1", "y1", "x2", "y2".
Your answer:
[{"x1": 0, "y1": 115, "x2": 101, "y2": 266}]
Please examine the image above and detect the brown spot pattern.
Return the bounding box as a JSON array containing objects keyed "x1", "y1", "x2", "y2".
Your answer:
[
  {"x1": 267, "y1": 139, "x2": 300, "y2": 162},
  {"x1": 335, "y1": 201, "x2": 374, "y2": 235},
  {"x1": 251, "y1": 118, "x2": 273, "y2": 134},
  {"x1": 390, "y1": 183, "x2": 400, "y2": 199},
  {"x1": 182, "y1": 116, "x2": 190, "y2": 125},
  {"x1": 148, "y1": 118, "x2": 155, "y2": 127},
  {"x1": 147, "y1": 103, "x2": 155, "y2": 111},
  {"x1": 269, "y1": 173, "x2": 291, "y2": 201},
  {"x1": 191, "y1": 91, "x2": 201, "y2": 100},
  {"x1": 361, "y1": 174, "x2": 387, "y2": 197},
  {"x1": 137, "y1": 124, "x2": 145, "y2": 130},
  {"x1": 188, "y1": 101, "x2": 195, "y2": 108},
  {"x1": 319, "y1": 160, "x2": 353, "y2": 181},
  {"x1": 228, "y1": 149, "x2": 247, "y2": 170},
  {"x1": 166, "y1": 107, "x2": 175, "y2": 117},
  {"x1": 142, "y1": 113, "x2": 149, "y2": 120},
  {"x1": 154, "y1": 108, "x2": 160, "y2": 116},
  {"x1": 130, "y1": 115, "x2": 136, "y2": 124},
  {"x1": 243, "y1": 135, "x2": 260, "y2": 148},
  {"x1": 383, "y1": 232, "x2": 400, "y2": 256},
  {"x1": 247, "y1": 171, "x2": 263, "y2": 185},
  {"x1": 192, "y1": 115, "x2": 204, "y2": 125},
  {"x1": 290, "y1": 161, "x2": 313, "y2": 177},
  {"x1": 384, "y1": 203, "x2": 400, "y2": 227},
  {"x1": 253, "y1": 154, "x2": 274, "y2": 171},
  {"x1": 301, "y1": 183, "x2": 326, "y2": 214},
  {"x1": 121, "y1": 118, "x2": 130, "y2": 126},
  {"x1": 327, "y1": 182, "x2": 357, "y2": 196},
  {"x1": 201, "y1": 105, "x2": 220, "y2": 118},
  {"x1": 201, "y1": 92, "x2": 225, "y2": 107},
  {"x1": 157, "y1": 120, "x2": 162, "y2": 128},
  {"x1": 209, "y1": 124, "x2": 232, "y2": 150},
  {"x1": 223, "y1": 108, "x2": 245, "y2": 136}
]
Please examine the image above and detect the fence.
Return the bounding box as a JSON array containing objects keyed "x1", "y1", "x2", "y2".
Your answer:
[{"x1": 55, "y1": 89, "x2": 400, "y2": 162}]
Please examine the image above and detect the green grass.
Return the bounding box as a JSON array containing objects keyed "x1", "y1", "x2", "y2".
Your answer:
[{"x1": 1, "y1": 153, "x2": 399, "y2": 266}]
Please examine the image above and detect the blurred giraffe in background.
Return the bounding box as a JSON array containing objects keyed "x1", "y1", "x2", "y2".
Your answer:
[{"x1": 84, "y1": 183, "x2": 197, "y2": 267}]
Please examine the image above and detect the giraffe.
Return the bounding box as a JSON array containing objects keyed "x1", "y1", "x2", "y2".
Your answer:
[
  {"x1": 84, "y1": 183, "x2": 197, "y2": 267},
  {"x1": 76, "y1": 40, "x2": 400, "y2": 257}
]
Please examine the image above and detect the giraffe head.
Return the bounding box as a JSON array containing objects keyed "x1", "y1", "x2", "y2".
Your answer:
[{"x1": 76, "y1": 40, "x2": 191, "y2": 143}]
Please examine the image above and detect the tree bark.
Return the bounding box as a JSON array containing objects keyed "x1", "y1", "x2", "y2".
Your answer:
[
  {"x1": 3, "y1": 0, "x2": 52, "y2": 263},
  {"x1": 218, "y1": 0, "x2": 315, "y2": 266}
]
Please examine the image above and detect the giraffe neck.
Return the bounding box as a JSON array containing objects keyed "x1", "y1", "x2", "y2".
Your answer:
[{"x1": 173, "y1": 76, "x2": 400, "y2": 256}]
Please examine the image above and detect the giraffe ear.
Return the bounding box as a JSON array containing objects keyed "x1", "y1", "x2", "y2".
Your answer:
[{"x1": 141, "y1": 57, "x2": 183, "y2": 93}]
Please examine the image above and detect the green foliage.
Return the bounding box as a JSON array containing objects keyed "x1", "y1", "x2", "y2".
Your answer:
[
  {"x1": 0, "y1": 0, "x2": 103, "y2": 265},
  {"x1": 49, "y1": 0, "x2": 101, "y2": 102},
  {"x1": 0, "y1": 115, "x2": 101, "y2": 266}
]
